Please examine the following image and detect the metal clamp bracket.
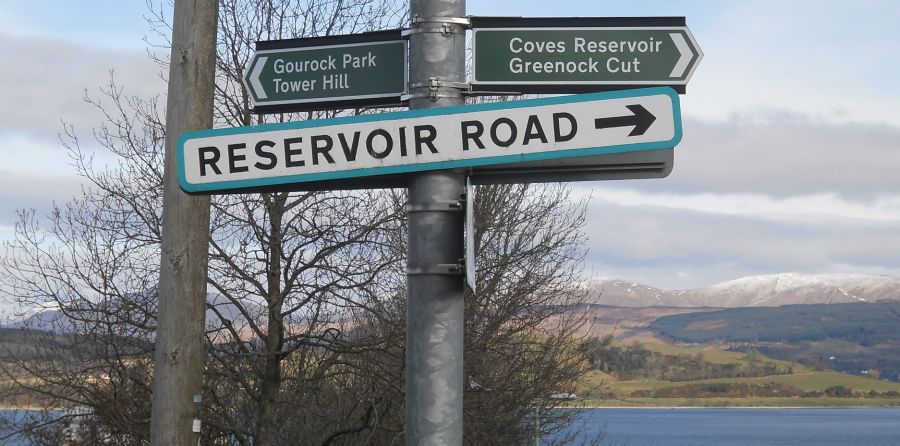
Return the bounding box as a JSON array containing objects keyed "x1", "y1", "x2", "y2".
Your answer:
[
  {"x1": 401, "y1": 91, "x2": 460, "y2": 101},
  {"x1": 407, "y1": 260, "x2": 465, "y2": 276},
  {"x1": 401, "y1": 15, "x2": 470, "y2": 37},
  {"x1": 407, "y1": 199, "x2": 463, "y2": 213},
  {"x1": 402, "y1": 77, "x2": 471, "y2": 102},
  {"x1": 465, "y1": 90, "x2": 524, "y2": 97},
  {"x1": 409, "y1": 79, "x2": 471, "y2": 91},
  {"x1": 411, "y1": 15, "x2": 472, "y2": 26}
]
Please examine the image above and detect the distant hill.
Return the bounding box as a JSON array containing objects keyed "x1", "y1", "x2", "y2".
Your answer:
[
  {"x1": 587, "y1": 273, "x2": 900, "y2": 307},
  {"x1": 651, "y1": 302, "x2": 900, "y2": 344},
  {"x1": 555, "y1": 304, "x2": 721, "y2": 342},
  {"x1": 650, "y1": 302, "x2": 900, "y2": 382},
  {"x1": 0, "y1": 326, "x2": 74, "y2": 361}
]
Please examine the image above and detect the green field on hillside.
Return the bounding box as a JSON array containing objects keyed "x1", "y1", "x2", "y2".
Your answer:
[
  {"x1": 575, "y1": 341, "x2": 900, "y2": 407},
  {"x1": 597, "y1": 370, "x2": 900, "y2": 394},
  {"x1": 639, "y1": 343, "x2": 801, "y2": 369},
  {"x1": 577, "y1": 397, "x2": 900, "y2": 408}
]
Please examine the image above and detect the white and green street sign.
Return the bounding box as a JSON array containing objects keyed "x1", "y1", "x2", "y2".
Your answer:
[
  {"x1": 178, "y1": 87, "x2": 681, "y2": 194},
  {"x1": 470, "y1": 17, "x2": 702, "y2": 93},
  {"x1": 244, "y1": 31, "x2": 407, "y2": 112}
]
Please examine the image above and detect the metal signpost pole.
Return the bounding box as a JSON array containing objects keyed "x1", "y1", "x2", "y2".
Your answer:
[
  {"x1": 405, "y1": 0, "x2": 467, "y2": 444},
  {"x1": 150, "y1": 0, "x2": 217, "y2": 445}
]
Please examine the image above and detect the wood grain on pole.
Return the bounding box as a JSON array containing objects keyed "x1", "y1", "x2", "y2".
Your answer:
[{"x1": 149, "y1": 1, "x2": 217, "y2": 445}]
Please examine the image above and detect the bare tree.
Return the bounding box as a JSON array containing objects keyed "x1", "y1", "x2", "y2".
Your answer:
[
  {"x1": 0, "y1": 80, "x2": 165, "y2": 445},
  {"x1": 463, "y1": 183, "x2": 593, "y2": 443},
  {"x1": 186, "y1": 1, "x2": 407, "y2": 444},
  {"x1": 389, "y1": 183, "x2": 595, "y2": 444},
  {"x1": 1, "y1": 1, "x2": 600, "y2": 445},
  {"x1": 2, "y1": 1, "x2": 406, "y2": 443}
]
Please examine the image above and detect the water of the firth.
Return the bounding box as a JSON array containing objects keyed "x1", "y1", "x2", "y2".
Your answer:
[
  {"x1": 3, "y1": 407, "x2": 900, "y2": 445},
  {"x1": 553, "y1": 407, "x2": 900, "y2": 446}
]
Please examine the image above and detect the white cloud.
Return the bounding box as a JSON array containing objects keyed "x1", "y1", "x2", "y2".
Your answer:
[
  {"x1": 0, "y1": 133, "x2": 83, "y2": 175},
  {"x1": 2, "y1": 0, "x2": 897, "y2": 295},
  {"x1": 0, "y1": 1, "x2": 152, "y2": 51},
  {"x1": 618, "y1": 114, "x2": 900, "y2": 201},
  {"x1": 0, "y1": 33, "x2": 164, "y2": 143},
  {"x1": 0, "y1": 225, "x2": 14, "y2": 242},
  {"x1": 573, "y1": 109, "x2": 900, "y2": 286},
  {"x1": 585, "y1": 189, "x2": 900, "y2": 223},
  {"x1": 473, "y1": 0, "x2": 900, "y2": 126},
  {"x1": 683, "y1": 1, "x2": 900, "y2": 126},
  {"x1": 569, "y1": 106, "x2": 900, "y2": 288},
  {"x1": 581, "y1": 198, "x2": 900, "y2": 289},
  {"x1": 0, "y1": 168, "x2": 85, "y2": 226}
]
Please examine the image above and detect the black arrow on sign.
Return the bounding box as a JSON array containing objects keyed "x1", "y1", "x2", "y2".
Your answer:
[{"x1": 594, "y1": 104, "x2": 657, "y2": 136}]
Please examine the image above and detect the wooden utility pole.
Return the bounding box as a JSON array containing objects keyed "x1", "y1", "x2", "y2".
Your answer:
[{"x1": 149, "y1": 1, "x2": 218, "y2": 445}]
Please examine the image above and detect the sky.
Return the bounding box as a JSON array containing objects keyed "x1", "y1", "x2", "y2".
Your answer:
[{"x1": 0, "y1": 0, "x2": 899, "y2": 293}]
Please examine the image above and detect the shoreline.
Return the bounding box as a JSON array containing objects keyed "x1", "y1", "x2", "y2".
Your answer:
[
  {"x1": 563, "y1": 397, "x2": 900, "y2": 410},
  {"x1": 568, "y1": 405, "x2": 900, "y2": 410},
  {"x1": 0, "y1": 405, "x2": 56, "y2": 411}
]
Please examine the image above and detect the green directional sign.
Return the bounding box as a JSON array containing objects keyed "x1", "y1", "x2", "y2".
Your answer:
[
  {"x1": 244, "y1": 31, "x2": 407, "y2": 112},
  {"x1": 470, "y1": 18, "x2": 702, "y2": 93}
]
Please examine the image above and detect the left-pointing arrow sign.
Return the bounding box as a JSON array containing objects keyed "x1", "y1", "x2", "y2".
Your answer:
[
  {"x1": 242, "y1": 30, "x2": 408, "y2": 113},
  {"x1": 248, "y1": 56, "x2": 268, "y2": 99}
]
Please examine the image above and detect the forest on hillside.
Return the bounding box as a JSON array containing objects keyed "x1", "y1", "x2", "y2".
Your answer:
[{"x1": 652, "y1": 303, "x2": 900, "y2": 344}]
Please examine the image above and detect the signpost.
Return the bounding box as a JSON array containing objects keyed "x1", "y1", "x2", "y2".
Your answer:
[
  {"x1": 170, "y1": 12, "x2": 699, "y2": 445},
  {"x1": 244, "y1": 30, "x2": 407, "y2": 113},
  {"x1": 470, "y1": 17, "x2": 702, "y2": 94},
  {"x1": 178, "y1": 87, "x2": 681, "y2": 194}
]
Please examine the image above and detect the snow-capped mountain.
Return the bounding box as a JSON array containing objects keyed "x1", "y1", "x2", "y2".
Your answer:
[
  {"x1": 7, "y1": 274, "x2": 900, "y2": 333},
  {"x1": 585, "y1": 280, "x2": 707, "y2": 307},
  {"x1": 3, "y1": 293, "x2": 266, "y2": 333},
  {"x1": 587, "y1": 273, "x2": 900, "y2": 308}
]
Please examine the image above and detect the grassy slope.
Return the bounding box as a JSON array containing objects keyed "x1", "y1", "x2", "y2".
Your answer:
[
  {"x1": 576, "y1": 342, "x2": 900, "y2": 407},
  {"x1": 640, "y1": 343, "x2": 798, "y2": 368},
  {"x1": 582, "y1": 397, "x2": 900, "y2": 408}
]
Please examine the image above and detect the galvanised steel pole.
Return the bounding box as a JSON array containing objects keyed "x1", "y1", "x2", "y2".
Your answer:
[
  {"x1": 405, "y1": 0, "x2": 467, "y2": 444},
  {"x1": 150, "y1": 0, "x2": 217, "y2": 445}
]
